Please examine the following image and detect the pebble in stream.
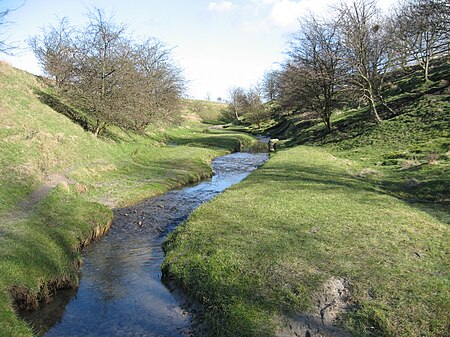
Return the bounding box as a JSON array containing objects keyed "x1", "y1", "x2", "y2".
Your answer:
[{"x1": 21, "y1": 152, "x2": 269, "y2": 337}]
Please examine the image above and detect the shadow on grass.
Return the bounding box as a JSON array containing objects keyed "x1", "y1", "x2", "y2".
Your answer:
[
  {"x1": 169, "y1": 135, "x2": 244, "y2": 152},
  {"x1": 246, "y1": 160, "x2": 450, "y2": 224},
  {"x1": 274, "y1": 63, "x2": 449, "y2": 148},
  {"x1": 33, "y1": 89, "x2": 128, "y2": 143},
  {"x1": 34, "y1": 89, "x2": 89, "y2": 132},
  {"x1": 249, "y1": 162, "x2": 382, "y2": 195}
]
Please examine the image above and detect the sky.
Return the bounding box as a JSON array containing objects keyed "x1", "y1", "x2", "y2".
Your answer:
[{"x1": 0, "y1": 0, "x2": 396, "y2": 100}]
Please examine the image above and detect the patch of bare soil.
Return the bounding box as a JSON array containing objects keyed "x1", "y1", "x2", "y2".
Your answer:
[
  {"x1": 2, "y1": 173, "x2": 75, "y2": 225},
  {"x1": 276, "y1": 277, "x2": 353, "y2": 337}
]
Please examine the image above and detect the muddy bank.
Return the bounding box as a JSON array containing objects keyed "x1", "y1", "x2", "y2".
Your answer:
[
  {"x1": 276, "y1": 277, "x2": 353, "y2": 337},
  {"x1": 21, "y1": 151, "x2": 268, "y2": 336}
]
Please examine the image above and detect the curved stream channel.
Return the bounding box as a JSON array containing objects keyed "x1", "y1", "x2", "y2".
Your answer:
[{"x1": 22, "y1": 151, "x2": 269, "y2": 336}]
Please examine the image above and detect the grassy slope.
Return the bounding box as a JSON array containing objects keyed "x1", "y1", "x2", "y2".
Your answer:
[
  {"x1": 180, "y1": 99, "x2": 227, "y2": 124},
  {"x1": 277, "y1": 61, "x2": 450, "y2": 204},
  {"x1": 163, "y1": 61, "x2": 450, "y2": 336},
  {"x1": 0, "y1": 62, "x2": 254, "y2": 336}
]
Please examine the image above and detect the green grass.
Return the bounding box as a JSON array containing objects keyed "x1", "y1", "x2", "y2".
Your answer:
[
  {"x1": 162, "y1": 60, "x2": 450, "y2": 336},
  {"x1": 270, "y1": 59, "x2": 450, "y2": 205},
  {"x1": 0, "y1": 62, "x2": 256, "y2": 336},
  {"x1": 179, "y1": 99, "x2": 228, "y2": 124},
  {"x1": 164, "y1": 127, "x2": 254, "y2": 151},
  {"x1": 0, "y1": 186, "x2": 113, "y2": 336},
  {"x1": 163, "y1": 146, "x2": 450, "y2": 336},
  {"x1": 2, "y1": 55, "x2": 448, "y2": 337},
  {"x1": 0, "y1": 62, "x2": 252, "y2": 215}
]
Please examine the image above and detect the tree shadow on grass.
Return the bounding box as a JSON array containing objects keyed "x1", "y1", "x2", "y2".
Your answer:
[
  {"x1": 169, "y1": 135, "x2": 243, "y2": 152},
  {"x1": 251, "y1": 162, "x2": 382, "y2": 195},
  {"x1": 33, "y1": 89, "x2": 127, "y2": 142},
  {"x1": 244, "y1": 161, "x2": 450, "y2": 224},
  {"x1": 33, "y1": 89, "x2": 90, "y2": 132}
]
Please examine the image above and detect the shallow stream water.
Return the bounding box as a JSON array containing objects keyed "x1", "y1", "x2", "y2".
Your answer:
[{"x1": 22, "y1": 151, "x2": 269, "y2": 337}]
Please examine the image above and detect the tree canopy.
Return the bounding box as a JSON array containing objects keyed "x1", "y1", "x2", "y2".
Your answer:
[{"x1": 30, "y1": 9, "x2": 185, "y2": 136}]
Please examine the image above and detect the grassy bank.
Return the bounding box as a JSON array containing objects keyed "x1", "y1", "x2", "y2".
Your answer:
[
  {"x1": 0, "y1": 62, "x2": 255, "y2": 336},
  {"x1": 163, "y1": 61, "x2": 449, "y2": 336},
  {"x1": 163, "y1": 145, "x2": 449, "y2": 336},
  {"x1": 0, "y1": 187, "x2": 113, "y2": 336}
]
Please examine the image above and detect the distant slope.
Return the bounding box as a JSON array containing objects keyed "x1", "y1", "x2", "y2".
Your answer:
[{"x1": 180, "y1": 99, "x2": 227, "y2": 124}]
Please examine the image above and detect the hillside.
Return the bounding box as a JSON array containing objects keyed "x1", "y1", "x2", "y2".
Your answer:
[
  {"x1": 0, "y1": 62, "x2": 254, "y2": 336},
  {"x1": 180, "y1": 99, "x2": 228, "y2": 124},
  {"x1": 162, "y1": 60, "x2": 450, "y2": 336},
  {"x1": 268, "y1": 60, "x2": 450, "y2": 206}
]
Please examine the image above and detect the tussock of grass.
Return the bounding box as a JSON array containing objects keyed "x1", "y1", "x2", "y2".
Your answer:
[{"x1": 164, "y1": 147, "x2": 449, "y2": 336}]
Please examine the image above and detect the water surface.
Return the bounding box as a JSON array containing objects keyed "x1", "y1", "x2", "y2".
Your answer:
[{"x1": 23, "y1": 152, "x2": 268, "y2": 337}]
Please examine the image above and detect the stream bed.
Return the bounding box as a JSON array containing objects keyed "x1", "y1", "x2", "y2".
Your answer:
[{"x1": 22, "y1": 151, "x2": 269, "y2": 337}]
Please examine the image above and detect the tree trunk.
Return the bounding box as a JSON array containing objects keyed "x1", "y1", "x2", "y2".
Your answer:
[
  {"x1": 424, "y1": 56, "x2": 430, "y2": 82},
  {"x1": 368, "y1": 94, "x2": 382, "y2": 124},
  {"x1": 94, "y1": 119, "x2": 106, "y2": 137},
  {"x1": 321, "y1": 112, "x2": 332, "y2": 132},
  {"x1": 325, "y1": 118, "x2": 332, "y2": 132}
]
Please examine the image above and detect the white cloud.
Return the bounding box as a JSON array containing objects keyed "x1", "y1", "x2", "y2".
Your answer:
[
  {"x1": 270, "y1": 1, "x2": 303, "y2": 30},
  {"x1": 208, "y1": 1, "x2": 236, "y2": 12},
  {"x1": 269, "y1": 0, "x2": 327, "y2": 31},
  {"x1": 250, "y1": 0, "x2": 278, "y2": 5},
  {"x1": 244, "y1": 0, "x2": 328, "y2": 33}
]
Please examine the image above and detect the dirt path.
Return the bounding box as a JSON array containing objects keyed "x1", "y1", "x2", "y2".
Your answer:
[
  {"x1": 20, "y1": 173, "x2": 75, "y2": 211},
  {"x1": 2, "y1": 173, "x2": 75, "y2": 225}
]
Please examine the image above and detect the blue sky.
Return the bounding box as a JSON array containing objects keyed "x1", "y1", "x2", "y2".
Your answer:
[{"x1": 0, "y1": 0, "x2": 395, "y2": 100}]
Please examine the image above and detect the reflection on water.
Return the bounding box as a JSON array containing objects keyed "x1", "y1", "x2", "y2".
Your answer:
[{"x1": 22, "y1": 151, "x2": 269, "y2": 337}]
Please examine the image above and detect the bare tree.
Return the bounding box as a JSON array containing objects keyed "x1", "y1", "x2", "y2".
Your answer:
[
  {"x1": 29, "y1": 17, "x2": 75, "y2": 88},
  {"x1": 277, "y1": 62, "x2": 307, "y2": 115},
  {"x1": 262, "y1": 70, "x2": 281, "y2": 102},
  {"x1": 286, "y1": 15, "x2": 343, "y2": 132},
  {"x1": 0, "y1": 1, "x2": 20, "y2": 54},
  {"x1": 0, "y1": 6, "x2": 10, "y2": 53},
  {"x1": 127, "y1": 38, "x2": 185, "y2": 132},
  {"x1": 392, "y1": 0, "x2": 449, "y2": 82},
  {"x1": 30, "y1": 8, "x2": 185, "y2": 136},
  {"x1": 337, "y1": 0, "x2": 393, "y2": 123},
  {"x1": 69, "y1": 8, "x2": 129, "y2": 136},
  {"x1": 242, "y1": 87, "x2": 266, "y2": 128},
  {"x1": 227, "y1": 86, "x2": 246, "y2": 120}
]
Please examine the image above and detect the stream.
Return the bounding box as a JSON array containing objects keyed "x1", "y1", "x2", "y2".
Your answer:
[{"x1": 22, "y1": 151, "x2": 269, "y2": 337}]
